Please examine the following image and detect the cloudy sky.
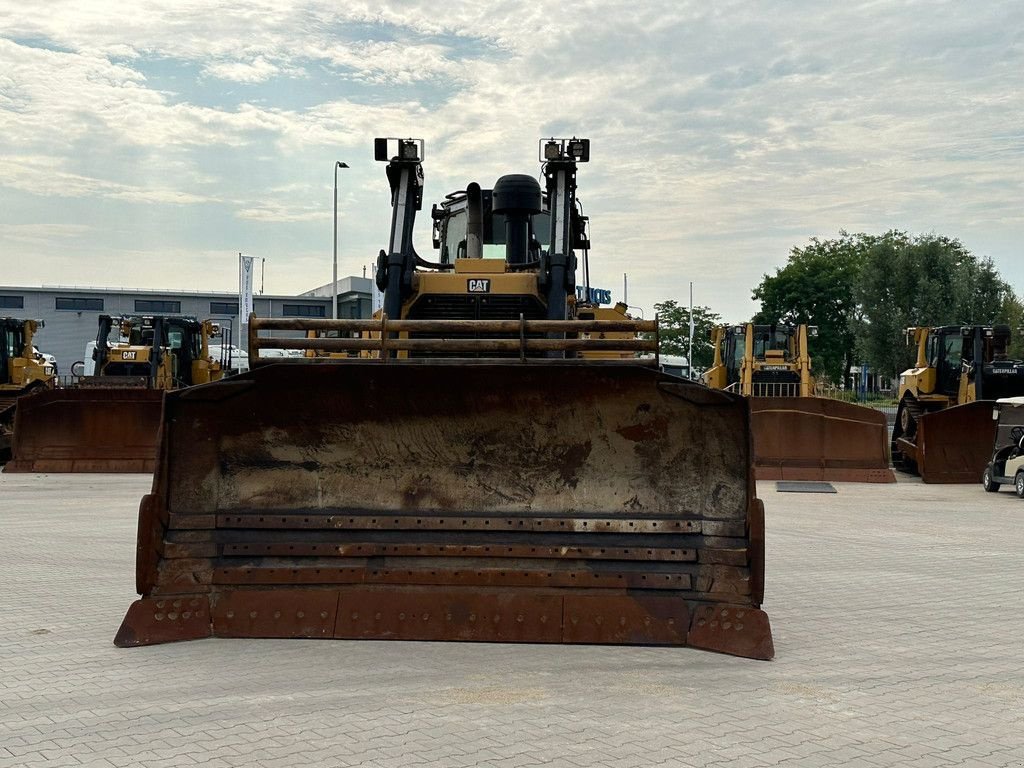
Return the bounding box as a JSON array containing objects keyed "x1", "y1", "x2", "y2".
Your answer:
[{"x1": 0, "y1": 1, "x2": 1021, "y2": 321}]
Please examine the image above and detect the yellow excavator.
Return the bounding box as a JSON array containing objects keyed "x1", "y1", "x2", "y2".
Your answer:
[
  {"x1": 6, "y1": 315, "x2": 223, "y2": 473},
  {"x1": 114, "y1": 137, "x2": 774, "y2": 660},
  {"x1": 0, "y1": 318, "x2": 56, "y2": 463},
  {"x1": 704, "y1": 322, "x2": 893, "y2": 482},
  {"x1": 892, "y1": 324, "x2": 1024, "y2": 482}
]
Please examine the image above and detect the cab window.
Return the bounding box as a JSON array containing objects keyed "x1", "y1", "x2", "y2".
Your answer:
[
  {"x1": 442, "y1": 209, "x2": 466, "y2": 263},
  {"x1": 942, "y1": 334, "x2": 962, "y2": 365}
]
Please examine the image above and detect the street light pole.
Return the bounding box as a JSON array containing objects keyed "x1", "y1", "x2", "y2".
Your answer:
[{"x1": 333, "y1": 161, "x2": 350, "y2": 320}]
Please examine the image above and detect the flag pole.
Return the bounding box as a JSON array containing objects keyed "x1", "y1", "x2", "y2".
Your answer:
[{"x1": 237, "y1": 253, "x2": 243, "y2": 353}]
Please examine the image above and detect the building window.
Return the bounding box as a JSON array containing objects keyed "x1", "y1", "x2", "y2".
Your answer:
[
  {"x1": 210, "y1": 301, "x2": 239, "y2": 315},
  {"x1": 135, "y1": 300, "x2": 181, "y2": 313},
  {"x1": 56, "y1": 297, "x2": 103, "y2": 311},
  {"x1": 282, "y1": 304, "x2": 326, "y2": 318},
  {"x1": 0, "y1": 295, "x2": 24, "y2": 309}
]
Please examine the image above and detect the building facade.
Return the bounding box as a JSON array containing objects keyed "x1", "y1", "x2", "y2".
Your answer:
[{"x1": 0, "y1": 276, "x2": 373, "y2": 373}]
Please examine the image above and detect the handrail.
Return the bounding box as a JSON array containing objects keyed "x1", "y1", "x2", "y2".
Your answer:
[
  {"x1": 248, "y1": 314, "x2": 659, "y2": 363},
  {"x1": 250, "y1": 316, "x2": 657, "y2": 334}
]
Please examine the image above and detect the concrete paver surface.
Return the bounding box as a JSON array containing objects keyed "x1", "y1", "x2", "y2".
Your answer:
[{"x1": 1, "y1": 473, "x2": 1021, "y2": 768}]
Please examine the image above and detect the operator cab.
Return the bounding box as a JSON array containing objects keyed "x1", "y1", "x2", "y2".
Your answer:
[
  {"x1": 752, "y1": 325, "x2": 796, "y2": 362},
  {"x1": 925, "y1": 326, "x2": 964, "y2": 396},
  {"x1": 433, "y1": 184, "x2": 551, "y2": 265},
  {"x1": 1, "y1": 318, "x2": 25, "y2": 378}
]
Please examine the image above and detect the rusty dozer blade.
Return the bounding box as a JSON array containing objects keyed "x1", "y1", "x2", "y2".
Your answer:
[
  {"x1": 5, "y1": 388, "x2": 164, "y2": 473},
  {"x1": 894, "y1": 401, "x2": 997, "y2": 484},
  {"x1": 115, "y1": 361, "x2": 773, "y2": 660},
  {"x1": 750, "y1": 397, "x2": 895, "y2": 483}
]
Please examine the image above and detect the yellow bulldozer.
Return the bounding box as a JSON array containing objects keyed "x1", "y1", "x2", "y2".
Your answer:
[
  {"x1": 703, "y1": 322, "x2": 893, "y2": 482},
  {"x1": 704, "y1": 323, "x2": 815, "y2": 397},
  {"x1": 6, "y1": 314, "x2": 223, "y2": 473},
  {"x1": 892, "y1": 324, "x2": 1024, "y2": 483},
  {"x1": 0, "y1": 318, "x2": 57, "y2": 463},
  {"x1": 114, "y1": 137, "x2": 774, "y2": 659}
]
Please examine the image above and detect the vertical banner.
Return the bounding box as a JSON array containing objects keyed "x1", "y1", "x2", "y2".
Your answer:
[
  {"x1": 239, "y1": 254, "x2": 255, "y2": 317},
  {"x1": 239, "y1": 253, "x2": 255, "y2": 350}
]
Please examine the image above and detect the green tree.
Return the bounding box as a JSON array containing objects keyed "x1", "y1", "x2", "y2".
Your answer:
[
  {"x1": 999, "y1": 291, "x2": 1024, "y2": 360},
  {"x1": 752, "y1": 231, "x2": 872, "y2": 383},
  {"x1": 652, "y1": 300, "x2": 721, "y2": 370},
  {"x1": 857, "y1": 234, "x2": 1012, "y2": 376},
  {"x1": 754, "y1": 230, "x2": 1014, "y2": 383}
]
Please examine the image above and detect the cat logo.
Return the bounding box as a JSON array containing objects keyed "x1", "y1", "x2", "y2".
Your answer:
[
  {"x1": 121, "y1": 350, "x2": 138, "y2": 360},
  {"x1": 467, "y1": 279, "x2": 491, "y2": 293}
]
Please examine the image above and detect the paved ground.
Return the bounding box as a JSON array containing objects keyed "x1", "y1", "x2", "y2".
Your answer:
[{"x1": 1, "y1": 472, "x2": 1021, "y2": 768}]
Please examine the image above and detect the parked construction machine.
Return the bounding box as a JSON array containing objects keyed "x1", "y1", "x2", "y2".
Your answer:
[
  {"x1": 704, "y1": 323, "x2": 815, "y2": 397},
  {"x1": 114, "y1": 137, "x2": 773, "y2": 659},
  {"x1": 6, "y1": 315, "x2": 223, "y2": 473},
  {"x1": 704, "y1": 322, "x2": 893, "y2": 482},
  {"x1": 892, "y1": 325, "x2": 1024, "y2": 483},
  {"x1": 0, "y1": 318, "x2": 56, "y2": 463}
]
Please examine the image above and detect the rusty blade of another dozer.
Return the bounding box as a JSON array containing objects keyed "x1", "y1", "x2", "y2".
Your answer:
[
  {"x1": 5, "y1": 388, "x2": 163, "y2": 473},
  {"x1": 115, "y1": 361, "x2": 773, "y2": 659},
  {"x1": 749, "y1": 397, "x2": 894, "y2": 483},
  {"x1": 900, "y1": 401, "x2": 997, "y2": 484}
]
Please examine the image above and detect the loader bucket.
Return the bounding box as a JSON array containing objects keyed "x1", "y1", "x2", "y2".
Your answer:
[
  {"x1": 894, "y1": 401, "x2": 997, "y2": 483},
  {"x1": 115, "y1": 361, "x2": 773, "y2": 660},
  {"x1": 5, "y1": 388, "x2": 164, "y2": 473},
  {"x1": 750, "y1": 397, "x2": 895, "y2": 483}
]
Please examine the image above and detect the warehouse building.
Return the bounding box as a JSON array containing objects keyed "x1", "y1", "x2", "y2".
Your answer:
[{"x1": 0, "y1": 276, "x2": 374, "y2": 373}]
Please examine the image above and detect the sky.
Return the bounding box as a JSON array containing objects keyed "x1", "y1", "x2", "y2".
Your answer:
[{"x1": 0, "y1": 1, "x2": 1021, "y2": 322}]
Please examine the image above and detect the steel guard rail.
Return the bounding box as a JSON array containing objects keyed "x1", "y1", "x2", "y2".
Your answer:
[{"x1": 247, "y1": 314, "x2": 660, "y2": 362}]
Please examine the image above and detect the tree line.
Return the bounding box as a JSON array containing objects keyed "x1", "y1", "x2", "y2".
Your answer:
[{"x1": 654, "y1": 230, "x2": 1020, "y2": 384}]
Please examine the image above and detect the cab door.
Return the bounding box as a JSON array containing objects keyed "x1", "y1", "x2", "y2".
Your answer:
[{"x1": 934, "y1": 331, "x2": 963, "y2": 397}]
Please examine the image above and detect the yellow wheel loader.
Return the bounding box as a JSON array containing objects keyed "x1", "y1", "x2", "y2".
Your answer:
[
  {"x1": 892, "y1": 325, "x2": 1023, "y2": 483},
  {"x1": 6, "y1": 315, "x2": 223, "y2": 473},
  {"x1": 0, "y1": 318, "x2": 56, "y2": 463},
  {"x1": 704, "y1": 323, "x2": 893, "y2": 482},
  {"x1": 115, "y1": 137, "x2": 774, "y2": 659}
]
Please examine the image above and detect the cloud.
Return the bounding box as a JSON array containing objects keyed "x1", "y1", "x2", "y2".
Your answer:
[
  {"x1": 0, "y1": 155, "x2": 217, "y2": 204},
  {"x1": 202, "y1": 56, "x2": 282, "y2": 83},
  {"x1": 0, "y1": 1, "x2": 1021, "y2": 321}
]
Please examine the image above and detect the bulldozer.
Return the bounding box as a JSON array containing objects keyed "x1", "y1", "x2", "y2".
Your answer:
[
  {"x1": 892, "y1": 324, "x2": 1024, "y2": 483},
  {"x1": 114, "y1": 137, "x2": 774, "y2": 659},
  {"x1": 6, "y1": 315, "x2": 223, "y2": 473},
  {"x1": 704, "y1": 323, "x2": 814, "y2": 397},
  {"x1": 0, "y1": 318, "x2": 56, "y2": 463},
  {"x1": 704, "y1": 323, "x2": 893, "y2": 482}
]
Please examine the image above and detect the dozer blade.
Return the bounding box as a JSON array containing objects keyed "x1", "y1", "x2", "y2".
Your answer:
[
  {"x1": 5, "y1": 388, "x2": 164, "y2": 473},
  {"x1": 750, "y1": 397, "x2": 895, "y2": 483},
  {"x1": 116, "y1": 361, "x2": 773, "y2": 660},
  {"x1": 897, "y1": 401, "x2": 997, "y2": 484}
]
